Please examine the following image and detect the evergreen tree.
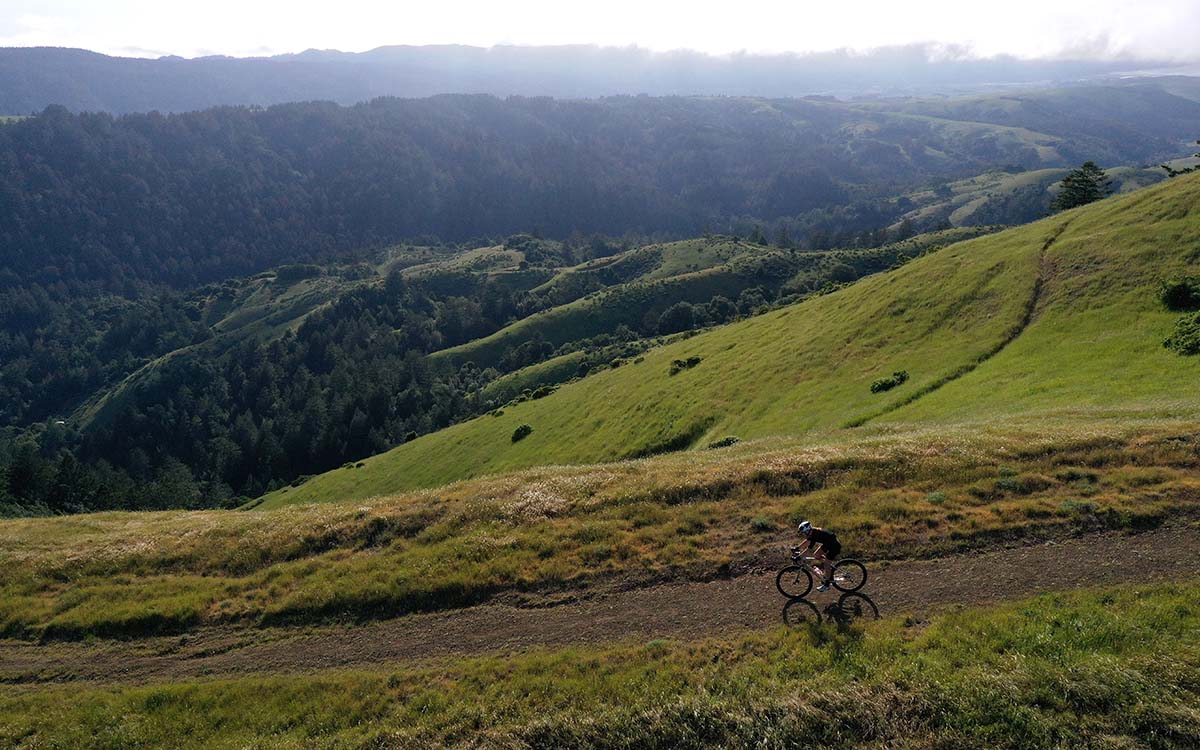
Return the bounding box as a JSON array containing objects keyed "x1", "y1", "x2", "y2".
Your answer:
[{"x1": 1051, "y1": 162, "x2": 1112, "y2": 212}]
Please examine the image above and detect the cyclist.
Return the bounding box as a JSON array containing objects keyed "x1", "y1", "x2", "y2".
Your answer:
[{"x1": 796, "y1": 520, "x2": 841, "y2": 591}]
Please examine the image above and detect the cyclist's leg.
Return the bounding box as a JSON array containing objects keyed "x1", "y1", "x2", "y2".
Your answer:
[{"x1": 812, "y1": 545, "x2": 830, "y2": 581}]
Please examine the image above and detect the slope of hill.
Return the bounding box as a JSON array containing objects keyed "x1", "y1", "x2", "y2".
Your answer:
[
  {"x1": 897, "y1": 165, "x2": 1169, "y2": 229},
  {"x1": 431, "y1": 229, "x2": 995, "y2": 371},
  {"x1": 264, "y1": 173, "x2": 1200, "y2": 507}
]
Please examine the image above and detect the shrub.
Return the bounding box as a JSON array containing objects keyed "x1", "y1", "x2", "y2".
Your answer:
[
  {"x1": 828, "y1": 262, "x2": 858, "y2": 283},
  {"x1": 273, "y1": 263, "x2": 324, "y2": 284},
  {"x1": 707, "y1": 436, "x2": 741, "y2": 449},
  {"x1": 658, "y1": 302, "x2": 697, "y2": 335},
  {"x1": 1163, "y1": 311, "x2": 1200, "y2": 355},
  {"x1": 1056, "y1": 468, "x2": 1098, "y2": 483},
  {"x1": 1158, "y1": 276, "x2": 1200, "y2": 311},
  {"x1": 511, "y1": 424, "x2": 533, "y2": 442},
  {"x1": 1060, "y1": 498, "x2": 1099, "y2": 516},
  {"x1": 669, "y1": 356, "x2": 703, "y2": 375},
  {"x1": 530, "y1": 385, "x2": 557, "y2": 399},
  {"x1": 749, "y1": 516, "x2": 774, "y2": 532},
  {"x1": 926, "y1": 491, "x2": 948, "y2": 506},
  {"x1": 870, "y1": 370, "x2": 909, "y2": 393}
]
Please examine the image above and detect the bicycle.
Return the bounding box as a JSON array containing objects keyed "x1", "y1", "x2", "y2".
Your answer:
[{"x1": 775, "y1": 548, "x2": 868, "y2": 598}]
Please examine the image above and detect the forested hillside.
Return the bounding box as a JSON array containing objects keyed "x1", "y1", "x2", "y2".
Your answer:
[
  {"x1": 2, "y1": 227, "x2": 979, "y2": 514},
  {"x1": 3, "y1": 88, "x2": 1198, "y2": 294}
]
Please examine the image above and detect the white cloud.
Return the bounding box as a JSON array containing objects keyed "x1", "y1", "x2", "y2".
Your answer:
[{"x1": 1, "y1": 0, "x2": 1197, "y2": 61}]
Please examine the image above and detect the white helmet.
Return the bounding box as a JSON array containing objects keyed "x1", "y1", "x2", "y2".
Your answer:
[{"x1": 798, "y1": 520, "x2": 812, "y2": 534}]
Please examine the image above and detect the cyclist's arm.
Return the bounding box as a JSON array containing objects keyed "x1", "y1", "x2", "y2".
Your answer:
[
  {"x1": 809, "y1": 542, "x2": 825, "y2": 557},
  {"x1": 796, "y1": 539, "x2": 811, "y2": 554}
]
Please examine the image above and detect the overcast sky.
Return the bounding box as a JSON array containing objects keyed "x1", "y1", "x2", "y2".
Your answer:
[{"x1": 2, "y1": 0, "x2": 1198, "y2": 61}]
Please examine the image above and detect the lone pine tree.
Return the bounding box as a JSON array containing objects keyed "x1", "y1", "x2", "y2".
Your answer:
[{"x1": 1051, "y1": 161, "x2": 1112, "y2": 211}]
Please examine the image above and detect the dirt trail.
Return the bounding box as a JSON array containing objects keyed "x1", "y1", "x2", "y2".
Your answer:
[
  {"x1": 850, "y1": 219, "x2": 1069, "y2": 429},
  {"x1": 4, "y1": 525, "x2": 1200, "y2": 686}
]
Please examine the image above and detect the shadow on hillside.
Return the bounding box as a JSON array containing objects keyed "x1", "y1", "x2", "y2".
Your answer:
[{"x1": 782, "y1": 592, "x2": 881, "y2": 628}]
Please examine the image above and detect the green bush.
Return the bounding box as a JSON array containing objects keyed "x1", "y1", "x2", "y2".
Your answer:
[
  {"x1": 870, "y1": 370, "x2": 909, "y2": 393},
  {"x1": 1158, "y1": 275, "x2": 1200, "y2": 311},
  {"x1": 749, "y1": 516, "x2": 774, "y2": 532},
  {"x1": 1059, "y1": 498, "x2": 1099, "y2": 516},
  {"x1": 1163, "y1": 311, "x2": 1200, "y2": 355},
  {"x1": 707, "y1": 436, "x2": 741, "y2": 449},
  {"x1": 925, "y1": 491, "x2": 948, "y2": 506},
  {"x1": 273, "y1": 263, "x2": 324, "y2": 284},
  {"x1": 511, "y1": 424, "x2": 533, "y2": 443},
  {"x1": 669, "y1": 356, "x2": 704, "y2": 375}
]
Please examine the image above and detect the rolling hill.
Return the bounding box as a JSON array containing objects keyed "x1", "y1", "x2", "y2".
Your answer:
[
  {"x1": 895, "y1": 164, "x2": 1172, "y2": 229},
  {"x1": 263, "y1": 172, "x2": 1200, "y2": 507},
  {"x1": 431, "y1": 229, "x2": 995, "y2": 371}
]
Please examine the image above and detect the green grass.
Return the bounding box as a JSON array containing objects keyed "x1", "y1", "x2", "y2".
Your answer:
[
  {"x1": 269, "y1": 174, "x2": 1200, "y2": 507},
  {"x1": 3, "y1": 581, "x2": 1198, "y2": 749},
  {"x1": 476, "y1": 351, "x2": 589, "y2": 405},
  {"x1": 5, "y1": 421, "x2": 1199, "y2": 639},
  {"x1": 900, "y1": 165, "x2": 1166, "y2": 228}
]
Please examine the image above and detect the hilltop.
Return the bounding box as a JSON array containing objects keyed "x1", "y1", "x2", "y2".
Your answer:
[{"x1": 265, "y1": 172, "x2": 1200, "y2": 507}]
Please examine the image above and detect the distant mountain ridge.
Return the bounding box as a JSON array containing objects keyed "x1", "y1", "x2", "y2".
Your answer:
[{"x1": 0, "y1": 43, "x2": 1178, "y2": 114}]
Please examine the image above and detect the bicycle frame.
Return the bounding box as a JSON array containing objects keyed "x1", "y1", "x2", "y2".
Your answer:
[{"x1": 791, "y1": 553, "x2": 831, "y2": 582}]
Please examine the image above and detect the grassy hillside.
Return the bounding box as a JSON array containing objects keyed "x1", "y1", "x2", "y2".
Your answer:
[
  {"x1": 429, "y1": 238, "x2": 770, "y2": 369},
  {"x1": 898, "y1": 165, "x2": 1167, "y2": 229},
  {"x1": 430, "y1": 229, "x2": 993, "y2": 371},
  {"x1": 5, "y1": 420, "x2": 1200, "y2": 640},
  {"x1": 5, "y1": 581, "x2": 1198, "y2": 749},
  {"x1": 265, "y1": 173, "x2": 1200, "y2": 507}
]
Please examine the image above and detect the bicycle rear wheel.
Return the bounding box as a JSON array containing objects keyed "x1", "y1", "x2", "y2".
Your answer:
[
  {"x1": 831, "y1": 559, "x2": 867, "y2": 592},
  {"x1": 775, "y1": 565, "x2": 814, "y2": 599}
]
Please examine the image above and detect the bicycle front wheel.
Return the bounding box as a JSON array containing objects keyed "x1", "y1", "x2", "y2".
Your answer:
[
  {"x1": 782, "y1": 598, "x2": 821, "y2": 626},
  {"x1": 775, "y1": 565, "x2": 814, "y2": 599},
  {"x1": 831, "y1": 559, "x2": 867, "y2": 592}
]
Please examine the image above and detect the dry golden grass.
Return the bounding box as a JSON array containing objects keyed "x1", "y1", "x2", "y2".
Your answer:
[{"x1": 3, "y1": 416, "x2": 1200, "y2": 639}]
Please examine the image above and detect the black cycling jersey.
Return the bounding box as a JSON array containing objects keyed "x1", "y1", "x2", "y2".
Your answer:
[
  {"x1": 807, "y1": 527, "x2": 841, "y2": 558},
  {"x1": 807, "y1": 528, "x2": 838, "y2": 547}
]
